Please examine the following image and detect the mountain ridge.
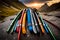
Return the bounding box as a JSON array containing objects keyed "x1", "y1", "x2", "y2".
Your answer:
[{"x1": 38, "y1": 2, "x2": 60, "y2": 12}]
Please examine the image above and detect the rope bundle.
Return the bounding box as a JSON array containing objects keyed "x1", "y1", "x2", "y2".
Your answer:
[{"x1": 6, "y1": 8, "x2": 56, "y2": 40}]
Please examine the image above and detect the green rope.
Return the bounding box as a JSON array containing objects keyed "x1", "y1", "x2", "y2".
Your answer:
[
  {"x1": 38, "y1": 13, "x2": 56, "y2": 40},
  {"x1": 6, "y1": 10, "x2": 22, "y2": 33}
]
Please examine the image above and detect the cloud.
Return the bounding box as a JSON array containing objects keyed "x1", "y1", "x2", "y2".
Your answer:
[
  {"x1": 19, "y1": 0, "x2": 33, "y2": 3},
  {"x1": 19, "y1": 0, "x2": 51, "y2": 4}
]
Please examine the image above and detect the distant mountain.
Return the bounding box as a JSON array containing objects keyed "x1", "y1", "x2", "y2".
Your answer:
[
  {"x1": 39, "y1": 2, "x2": 60, "y2": 12},
  {"x1": 0, "y1": 0, "x2": 26, "y2": 9},
  {"x1": 49, "y1": 2, "x2": 60, "y2": 11},
  {"x1": 0, "y1": 0, "x2": 26, "y2": 20},
  {"x1": 38, "y1": 3, "x2": 49, "y2": 12}
]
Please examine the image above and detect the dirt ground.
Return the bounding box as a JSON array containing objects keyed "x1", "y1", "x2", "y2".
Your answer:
[{"x1": 0, "y1": 11, "x2": 60, "y2": 40}]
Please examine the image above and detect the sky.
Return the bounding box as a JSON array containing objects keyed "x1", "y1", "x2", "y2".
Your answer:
[
  {"x1": 19, "y1": 0, "x2": 60, "y2": 9},
  {"x1": 19, "y1": 0, "x2": 51, "y2": 4}
]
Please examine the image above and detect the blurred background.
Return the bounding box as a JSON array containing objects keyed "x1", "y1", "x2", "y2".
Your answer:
[{"x1": 0, "y1": 0, "x2": 60, "y2": 20}]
